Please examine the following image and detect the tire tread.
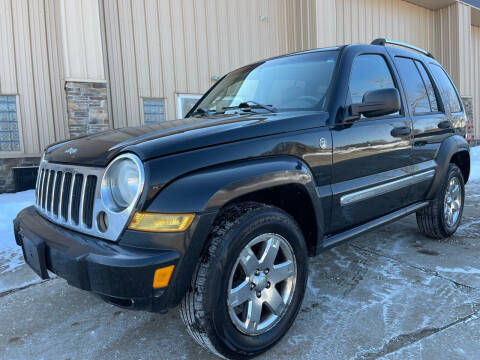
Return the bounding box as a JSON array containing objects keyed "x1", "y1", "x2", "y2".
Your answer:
[
  {"x1": 179, "y1": 202, "x2": 266, "y2": 359},
  {"x1": 416, "y1": 164, "x2": 464, "y2": 239}
]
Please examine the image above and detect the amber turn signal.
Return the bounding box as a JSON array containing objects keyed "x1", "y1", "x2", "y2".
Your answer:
[
  {"x1": 128, "y1": 212, "x2": 195, "y2": 232},
  {"x1": 153, "y1": 265, "x2": 175, "y2": 288}
]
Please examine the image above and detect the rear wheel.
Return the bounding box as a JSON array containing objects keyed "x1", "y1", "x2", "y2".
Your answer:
[
  {"x1": 416, "y1": 164, "x2": 465, "y2": 239},
  {"x1": 180, "y1": 202, "x2": 308, "y2": 359}
]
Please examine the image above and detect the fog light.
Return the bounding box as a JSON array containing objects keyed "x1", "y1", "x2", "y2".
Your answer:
[
  {"x1": 128, "y1": 212, "x2": 194, "y2": 232},
  {"x1": 153, "y1": 265, "x2": 175, "y2": 288},
  {"x1": 97, "y1": 211, "x2": 108, "y2": 233}
]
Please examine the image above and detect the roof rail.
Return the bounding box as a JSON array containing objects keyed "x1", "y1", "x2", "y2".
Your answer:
[{"x1": 371, "y1": 38, "x2": 435, "y2": 59}]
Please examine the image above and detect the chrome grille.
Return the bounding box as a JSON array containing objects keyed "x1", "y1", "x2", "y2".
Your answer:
[
  {"x1": 35, "y1": 162, "x2": 104, "y2": 234},
  {"x1": 34, "y1": 157, "x2": 143, "y2": 242}
]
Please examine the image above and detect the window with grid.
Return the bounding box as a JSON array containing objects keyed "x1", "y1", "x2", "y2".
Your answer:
[
  {"x1": 143, "y1": 98, "x2": 166, "y2": 125},
  {"x1": 0, "y1": 95, "x2": 20, "y2": 151}
]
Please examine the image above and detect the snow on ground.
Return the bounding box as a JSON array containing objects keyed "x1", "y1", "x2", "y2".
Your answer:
[
  {"x1": 0, "y1": 190, "x2": 34, "y2": 274},
  {"x1": 469, "y1": 145, "x2": 480, "y2": 182}
]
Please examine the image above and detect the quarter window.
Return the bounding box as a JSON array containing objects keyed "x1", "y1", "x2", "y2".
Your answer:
[
  {"x1": 394, "y1": 57, "x2": 431, "y2": 114},
  {"x1": 415, "y1": 61, "x2": 438, "y2": 112},
  {"x1": 347, "y1": 54, "x2": 396, "y2": 106},
  {"x1": 429, "y1": 64, "x2": 462, "y2": 113}
]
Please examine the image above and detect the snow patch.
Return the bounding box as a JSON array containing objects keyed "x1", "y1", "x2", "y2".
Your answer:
[
  {"x1": 435, "y1": 266, "x2": 480, "y2": 275},
  {"x1": 469, "y1": 146, "x2": 480, "y2": 182},
  {"x1": 0, "y1": 190, "x2": 35, "y2": 273}
]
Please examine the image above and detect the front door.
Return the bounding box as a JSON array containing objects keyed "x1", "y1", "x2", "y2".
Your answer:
[{"x1": 330, "y1": 53, "x2": 413, "y2": 233}]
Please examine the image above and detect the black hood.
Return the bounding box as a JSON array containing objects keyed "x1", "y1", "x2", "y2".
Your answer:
[{"x1": 45, "y1": 111, "x2": 329, "y2": 167}]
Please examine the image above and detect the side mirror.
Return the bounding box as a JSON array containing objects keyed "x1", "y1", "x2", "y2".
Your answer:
[{"x1": 348, "y1": 88, "x2": 400, "y2": 120}]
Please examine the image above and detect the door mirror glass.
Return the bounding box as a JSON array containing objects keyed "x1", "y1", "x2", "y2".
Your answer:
[{"x1": 350, "y1": 88, "x2": 401, "y2": 118}]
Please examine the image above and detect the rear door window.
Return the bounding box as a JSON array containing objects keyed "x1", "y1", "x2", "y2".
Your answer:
[
  {"x1": 429, "y1": 64, "x2": 462, "y2": 113},
  {"x1": 394, "y1": 57, "x2": 431, "y2": 114}
]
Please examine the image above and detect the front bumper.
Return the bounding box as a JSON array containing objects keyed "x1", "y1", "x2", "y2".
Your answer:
[{"x1": 14, "y1": 206, "x2": 182, "y2": 312}]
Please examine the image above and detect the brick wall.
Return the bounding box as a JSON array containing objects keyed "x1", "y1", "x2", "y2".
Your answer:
[
  {"x1": 66, "y1": 82, "x2": 109, "y2": 138},
  {"x1": 0, "y1": 157, "x2": 40, "y2": 193}
]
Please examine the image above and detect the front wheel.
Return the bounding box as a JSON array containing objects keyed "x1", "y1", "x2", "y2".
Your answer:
[
  {"x1": 180, "y1": 202, "x2": 308, "y2": 359},
  {"x1": 416, "y1": 163, "x2": 465, "y2": 239}
]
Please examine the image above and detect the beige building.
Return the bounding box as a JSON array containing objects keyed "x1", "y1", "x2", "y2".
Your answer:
[{"x1": 0, "y1": 0, "x2": 479, "y2": 192}]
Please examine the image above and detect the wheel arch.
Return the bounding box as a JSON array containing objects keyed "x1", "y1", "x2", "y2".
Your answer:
[
  {"x1": 450, "y1": 150, "x2": 470, "y2": 183},
  {"x1": 427, "y1": 135, "x2": 470, "y2": 199},
  {"x1": 146, "y1": 156, "x2": 325, "y2": 255}
]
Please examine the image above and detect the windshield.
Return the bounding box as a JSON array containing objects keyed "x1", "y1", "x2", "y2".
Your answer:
[{"x1": 191, "y1": 50, "x2": 339, "y2": 115}]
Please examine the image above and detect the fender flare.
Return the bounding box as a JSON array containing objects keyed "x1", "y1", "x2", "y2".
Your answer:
[
  {"x1": 147, "y1": 157, "x2": 325, "y2": 306},
  {"x1": 147, "y1": 156, "x2": 323, "y2": 231},
  {"x1": 426, "y1": 135, "x2": 470, "y2": 199}
]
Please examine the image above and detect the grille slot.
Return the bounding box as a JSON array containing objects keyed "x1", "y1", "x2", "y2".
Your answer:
[
  {"x1": 52, "y1": 172, "x2": 62, "y2": 216},
  {"x1": 71, "y1": 174, "x2": 84, "y2": 225},
  {"x1": 35, "y1": 163, "x2": 99, "y2": 230},
  {"x1": 46, "y1": 170, "x2": 55, "y2": 212},
  {"x1": 41, "y1": 170, "x2": 49, "y2": 209},
  {"x1": 61, "y1": 173, "x2": 72, "y2": 220},
  {"x1": 83, "y1": 175, "x2": 97, "y2": 228}
]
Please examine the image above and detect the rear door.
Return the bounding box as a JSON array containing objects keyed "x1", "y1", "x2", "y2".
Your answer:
[
  {"x1": 392, "y1": 56, "x2": 445, "y2": 203},
  {"x1": 330, "y1": 50, "x2": 413, "y2": 233}
]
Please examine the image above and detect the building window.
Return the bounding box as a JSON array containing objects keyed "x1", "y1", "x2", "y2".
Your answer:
[
  {"x1": 0, "y1": 95, "x2": 20, "y2": 152},
  {"x1": 143, "y1": 98, "x2": 166, "y2": 125},
  {"x1": 176, "y1": 94, "x2": 202, "y2": 118}
]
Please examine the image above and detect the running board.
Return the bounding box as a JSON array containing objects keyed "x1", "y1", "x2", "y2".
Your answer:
[{"x1": 322, "y1": 201, "x2": 430, "y2": 250}]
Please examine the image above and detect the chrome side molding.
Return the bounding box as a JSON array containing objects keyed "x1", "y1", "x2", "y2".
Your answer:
[{"x1": 340, "y1": 170, "x2": 435, "y2": 206}]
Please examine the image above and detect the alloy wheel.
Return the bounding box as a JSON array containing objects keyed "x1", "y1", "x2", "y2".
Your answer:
[
  {"x1": 227, "y1": 233, "x2": 297, "y2": 336},
  {"x1": 444, "y1": 176, "x2": 462, "y2": 227}
]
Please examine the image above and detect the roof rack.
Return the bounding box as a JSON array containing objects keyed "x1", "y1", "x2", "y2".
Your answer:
[{"x1": 371, "y1": 38, "x2": 435, "y2": 59}]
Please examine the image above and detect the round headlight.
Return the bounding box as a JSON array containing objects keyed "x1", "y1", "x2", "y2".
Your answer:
[{"x1": 101, "y1": 154, "x2": 144, "y2": 212}]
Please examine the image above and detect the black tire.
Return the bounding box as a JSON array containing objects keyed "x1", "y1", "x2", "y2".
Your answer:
[
  {"x1": 179, "y1": 202, "x2": 308, "y2": 359},
  {"x1": 416, "y1": 163, "x2": 465, "y2": 239}
]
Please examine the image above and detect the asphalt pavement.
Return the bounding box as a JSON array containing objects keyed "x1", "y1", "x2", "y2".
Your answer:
[{"x1": 1, "y1": 181, "x2": 480, "y2": 359}]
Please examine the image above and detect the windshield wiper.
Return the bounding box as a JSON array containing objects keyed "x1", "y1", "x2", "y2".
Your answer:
[
  {"x1": 190, "y1": 107, "x2": 215, "y2": 117},
  {"x1": 222, "y1": 101, "x2": 277, "y2": 113}
]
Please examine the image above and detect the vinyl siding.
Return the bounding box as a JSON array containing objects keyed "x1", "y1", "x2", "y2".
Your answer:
[
  {"x1": 60, "y1": 0, "x2": 105, "y2": 81},
  {"x1": 435, "y1": 2, "x2": 473, "y2": 97},
  {"x1": 0, "y1": 0, "x2": 479, "y2": 157},
  {"x1": 316, "y1": 0, "x2": 436, "y2": 55},
  {"x1": 0, "y1": 0, "x2": 68, "y2": 157},
  {"x1": 102, "y1": 0, "x2": 315, "y2": 127},
  {"x1": 472, "y1": 25, "x2": 480, "y2": 138}
]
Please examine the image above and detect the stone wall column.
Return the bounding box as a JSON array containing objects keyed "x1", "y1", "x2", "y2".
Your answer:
[{"x1": 66, "y1": 82, "x2": 109, "y2": 138}]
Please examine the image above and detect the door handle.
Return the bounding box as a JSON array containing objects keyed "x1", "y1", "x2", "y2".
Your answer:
[
  {"x1": 391, "y1": 126, "x2": 412, "y2": 137},
  {"x1": 438, "y1": 120, "x2": 452, "y2": 129}
]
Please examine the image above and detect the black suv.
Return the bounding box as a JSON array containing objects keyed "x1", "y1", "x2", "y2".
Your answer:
[{"x1": 14, "y1": 39, "x2": 470, "y2": 359}]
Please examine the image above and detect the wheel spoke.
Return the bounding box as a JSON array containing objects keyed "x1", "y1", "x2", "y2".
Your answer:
[
  {"x1": 270, "y1": 260, "x2": 294, "y2": 284},
  {"x1": 448, "y1": 211, "x2": 454, "y2": 225},
  {"x1": 452, "y1": 200, "x2": 460, "y2": 211},
  {"x1": 264, "y1": 288, "x2": 285, "y2": 316},
  {"x1": 452, "y1": 184, "x2": 460, "y2": 197},
  {"x1": 444, "y1": 204, "x2": 449, "y2": 216},
  {"x1": 259, "y1": 237, "x2": 280, "y2": 268},
  {"x1": 239, "y1": 247, "x2": 260, "y2": 275},
  {"x1": 229, "y1": 280, "x2": 252, "y2": 307},
  {"x1": 245, "y1": 298, "x2": 263, "y2": 331}
]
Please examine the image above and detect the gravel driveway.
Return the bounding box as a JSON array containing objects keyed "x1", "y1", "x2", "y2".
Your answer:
[{"x1": 1, "y1": 181, "x2": 480, "y2": 360}]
